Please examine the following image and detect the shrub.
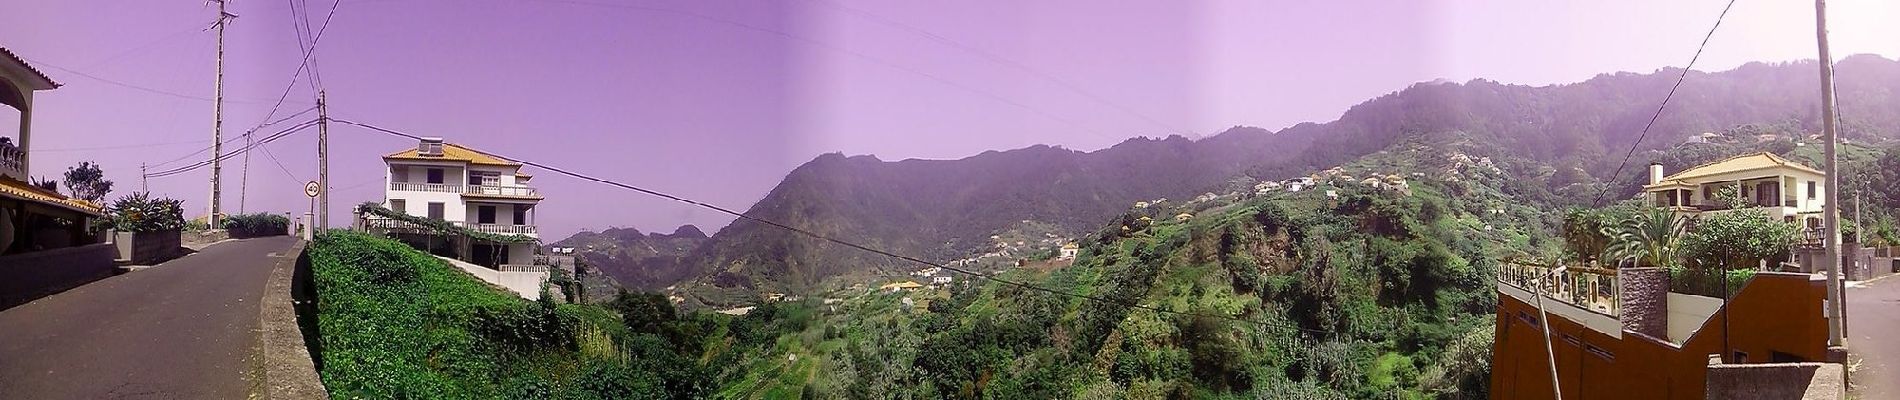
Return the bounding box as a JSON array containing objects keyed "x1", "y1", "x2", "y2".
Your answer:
[
  {"x1": 107, "y1": 192, "x2": 186, "y2": 233},
  {"x1": 223, "y1": 213, "x2": 290, "y2": 238}
]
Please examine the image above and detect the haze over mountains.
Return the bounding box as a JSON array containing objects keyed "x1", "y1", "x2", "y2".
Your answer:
[{"x1": 561, "y1": 55, "x2": 1900, "y2": 301}]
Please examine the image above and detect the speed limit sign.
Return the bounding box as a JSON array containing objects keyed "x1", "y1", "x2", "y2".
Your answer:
[{"x1": 305, "y1": 181, "x2": 322, "y2": 198}]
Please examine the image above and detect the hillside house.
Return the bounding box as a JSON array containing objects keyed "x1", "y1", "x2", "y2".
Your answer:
[
  {"x1": 0, "y1": 47, "x2": 114, "y2": 309},
  {"x1": 1057, "y1": 243, "x2": 1078, "y2": 260},
  {"x1": 1642, "y1": 152, "x2": 1824, "y2": 228},
  {"x1": 880, "y1": 281, "x2": 923, "y2": 293},
  {"x1": 361, "y1": 138, "x2": 549, "y2": 299}
]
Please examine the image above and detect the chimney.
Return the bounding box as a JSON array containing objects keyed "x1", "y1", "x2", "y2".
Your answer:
[
  {"x1": 1619, "y1": 267, "x2": 1670, "y2": 339},
  {"x1": 1649, "y1": 162, "x2": 1664, "y2": 185},
  {"x1": 418, "y1": 137, "x2": 445, "y2": 157}
]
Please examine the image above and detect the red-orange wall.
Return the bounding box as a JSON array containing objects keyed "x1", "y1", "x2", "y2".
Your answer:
[{"x1": 1488, "y1": 273, "x2": 1826, "y2": 400}]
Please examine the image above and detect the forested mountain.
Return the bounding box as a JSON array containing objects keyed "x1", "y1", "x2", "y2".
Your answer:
[
  {"x1": 572, "y1": 55, "x2": 1900, "y2": 302},
  {"x1": 551, "y1": 225, "x2": 709, "y2": 290}
]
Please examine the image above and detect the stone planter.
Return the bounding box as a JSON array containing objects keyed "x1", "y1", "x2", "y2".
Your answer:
[{"x1": 114, "y1": 230, "x2": 182, "y2": 265}]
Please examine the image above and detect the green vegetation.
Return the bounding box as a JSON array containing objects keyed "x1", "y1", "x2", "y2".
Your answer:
[
  {"x1": 61, "y1": 161, "x2": 113, "y2": 203},
  {"x1": 356, "y1": 202, "x2": 535, "y2": 243},
  {"x1": 106, "y1": 192, "x2": 185, "y2": 232},
  {"x1": 222, "y1": 213, "x2": 289, "y2": 238},
  {"x1": 311, "y1": 231, "x2": 707, "y2": 399}
]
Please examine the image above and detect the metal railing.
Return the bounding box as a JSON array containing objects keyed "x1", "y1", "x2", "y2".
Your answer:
[
  {"x1": 1498, "y1": 261, "x2": 1620, "y2": 316},
  {"x1": 389, "y1": 182, "x2": 464, "y2": 193},
  {"x1": 465, "y1": 184, "x2": 538, "y2": 197},
  {"x1": 460, "y1": 222, "x2": 536, "y2": 235}
]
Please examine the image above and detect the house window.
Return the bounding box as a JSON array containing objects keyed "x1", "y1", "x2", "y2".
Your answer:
[
  {"x1": 478, "y1": 206, "x2": 497, "y2": 224},
  {"x1": 1807, "y1": 181, "x2": 1817, "y2": 199},
  {"x1": 469, "y1": 172, "x2": 482, "y2": 185},
  {"x1": 1732, "y1": 351, "x2": 1749, "y2": 363},
  {"x1": 512, "y1": 205, "x2": 527, "y2": 225},
  {"x1": 1585, "y1": 344, "x2": 1615, "y2": 361},
  {"x1": 389, "y1": 199, "x2": 406, "y2": 214},
  {"x1": 391, "y1": 166, "x2": 409, "y2": 182},
  {"x1": 427, "y1": 168, "x2": 445, "y2": 184},
  {"x1": 427, "y1": 202, "x2": 445, "y2": 220}
]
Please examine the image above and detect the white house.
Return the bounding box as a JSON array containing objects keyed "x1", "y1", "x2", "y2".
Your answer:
[
  {"x1": 931, "y1": 276, "x2": 953, "y2": 285},
  {"x1": 380, "y1": 137, "x2": 543, "y2": 267},
  {"x1": 1642, "y1": 152, "x2": 1825, "y2": 227},
  {"x1": 1057, "y1": 242, "x2": 1078, "y2": 260}
]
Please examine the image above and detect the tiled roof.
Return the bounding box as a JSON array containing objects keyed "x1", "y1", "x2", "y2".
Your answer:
[
  {"x1": 0, "y1": 176, "x2": 102, "y2": 216},
  {"x1": 0, "y1": 47, "x2": 60, "y2": 89},
  {"x1": 1649, "y1": 152, "x2": 1822, "y2": 187},
  {"x1": 383, "y1": 143, "x2": 520, "y2": 167}
]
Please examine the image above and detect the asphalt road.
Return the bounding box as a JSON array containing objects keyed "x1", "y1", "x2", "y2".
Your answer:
[
  {"x1": 1849, "y1": 275, "x2": 1900, "y2": 398},
  {"x1": 0, "y1": 236, "x2": 298, "y2": 399}
]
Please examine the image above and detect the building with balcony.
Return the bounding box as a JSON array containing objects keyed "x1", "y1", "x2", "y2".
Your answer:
[
  {"x1": 1642, "y1": 152, "x2": 1825, "y2": 226},
  {"x1": 0, "y1": 47, "x2": 115, "y2": 309},
  {"x1": 377, "y1": 137, "x2": 541, "y2": 268}
]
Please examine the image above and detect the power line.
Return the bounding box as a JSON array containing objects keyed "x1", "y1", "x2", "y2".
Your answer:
[
  {"x1": 147, "y1": 118, "x2": 319, "y2": 178},
  {"x1": 1591, "y1": 0, "x2": 1738, "y2": 207},
  {"x1": 332, "y1": 117, "x2": 1330, "y2": 336},
  {"x1": 34, "y1": 139, "x2": 212, "y2": 153},
  {"x1": 14, "y1": 56, "x2": 292, "y2": 105},
  {"x1": 151, "y1": 106, "x2": 317, "y2": 168}
]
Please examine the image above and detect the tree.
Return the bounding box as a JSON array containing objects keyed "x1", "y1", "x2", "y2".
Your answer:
[
  {"x1": 1603, "y1": 207, "x2": 1687, "y2": 269},
  {"x1": 29, "y1": 176, "x2": 56, "y2": 192},
  {"x1": 62, "y1": 162, "x2": 113, "y2": 202},
  {"x1": 1681, "y1": 209, "x2": 1799, "y2": 270}
]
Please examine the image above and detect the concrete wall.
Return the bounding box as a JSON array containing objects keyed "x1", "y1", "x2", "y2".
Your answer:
[
  {"x1": 0, "y1": 243, "x2": 116, "y2": 310},
  {"x1": 113, "y1": 230, "x2": 181, "y2": 265},
  {"x1": 434, "y1": 255, "x2": 546, "y2": 301},
  {"x1": 1705, "y1": 361, "x2": 1844, "y2": 400}
]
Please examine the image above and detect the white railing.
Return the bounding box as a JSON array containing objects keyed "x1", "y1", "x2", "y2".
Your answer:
[
  {"x1": 461, "y1": 222, "x2": 536, "y2": 235},
  {"x1": 0, "y1": 139, "x2": 24, "y2": 180},
  {"x1": 1498, "y1": 261, "x2": 1620, "y2": 316},
  {"x1": 466, "y1": 184, "x2": 538, "y2": 197},
  {"x1": 499, "y1": 264, "x2": 549, "y2": 273},
  {"x1": 389, "y1": 182, "x2": 464, "y2": 193}
]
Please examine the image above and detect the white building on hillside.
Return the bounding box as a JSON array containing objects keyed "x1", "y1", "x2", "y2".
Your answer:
[
  {"x1": 378, "y1": 137, "x2": 543, "y2": 267},
  {"x1": 1643, "y1": 152, "x2": 1826, "y2": 227}
]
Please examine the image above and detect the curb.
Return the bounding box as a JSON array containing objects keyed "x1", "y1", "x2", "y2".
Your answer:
[{"x1": 256, "y1": 239, "x2": 329, "y2": 399}]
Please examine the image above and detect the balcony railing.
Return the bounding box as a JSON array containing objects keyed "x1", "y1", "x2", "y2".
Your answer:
[
  {"x1": 499, "y1": 264, "x2": 549, "y2": 273},
  {"x1": 460, "y1": 222, "x2": 537, "y2": 235},
  {"x1": 1498, "y1": 261, "x2": 1620, "y2": 316},
  {"x1": 389, "y1": 182, "x2": 464, "y2": 193},
  {"x1": 0, "y1": 139, "x2": 24, "y2": 180},
  {"x1": 465, "y1": 184, "x2": 539, "y2": 197}
]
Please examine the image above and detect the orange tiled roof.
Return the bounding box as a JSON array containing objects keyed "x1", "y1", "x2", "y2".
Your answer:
[
  {"x1": 382, "y1": 143, "x2": 520, "y2": 167},
  {"x1": 1647, "y1": 152, "x2": 1822, "y2": 188},
  {"x1": 0, "y1": 176, "x2": 102, "y2": 216}
]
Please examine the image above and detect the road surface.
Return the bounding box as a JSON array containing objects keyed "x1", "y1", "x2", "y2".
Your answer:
[
  {"x1": 0, "y1": 236, "x2": 298, "y2": 399},
  {"x1": 1848, "y1": 275, "x2": 1900, "y2": 398}
]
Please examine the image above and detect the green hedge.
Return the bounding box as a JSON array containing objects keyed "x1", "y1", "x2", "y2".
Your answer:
[{"x1": 223, "y1": 213, "x2": 289, "y2": 238}]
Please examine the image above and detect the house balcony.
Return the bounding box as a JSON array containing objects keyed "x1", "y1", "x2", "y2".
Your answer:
[
  {"x1": 389, "y1": 182, "x2": 464, "y2": 193},
  {"x1": 462, "y1": 184, "x2": 542, "y2": 200},
  {"x1": 0, "y1": 139, "x2": 24, "y2": 181},
  {"x1": 458, "y1": 222, "x2": 537, "y2": 236}
]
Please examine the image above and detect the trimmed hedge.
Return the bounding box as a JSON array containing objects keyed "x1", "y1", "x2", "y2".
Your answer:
[{"x1": 223, "y1": 213, "x2": 290, "y2": 238}]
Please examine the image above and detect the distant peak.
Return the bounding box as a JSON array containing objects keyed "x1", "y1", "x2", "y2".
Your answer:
[{"x1": 666, "y1": 224, "x2": 708, "y2": 239}]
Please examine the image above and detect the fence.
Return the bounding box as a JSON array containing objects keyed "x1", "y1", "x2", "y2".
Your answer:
[{"x1": 1497, "y1": 261, "x2": 1620, "y2": 316}]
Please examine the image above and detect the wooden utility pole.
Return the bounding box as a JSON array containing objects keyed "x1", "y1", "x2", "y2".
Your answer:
[
  {"x1": 1814, "y1": 0, "x2": 1846, "y2": 348},
  {"x1": 140, "y1": 163, "x2": 148, "y2": 192},
  {"x1": 209, "y1": 0, "x2": 234, "y2": 227},
  {"x1": 317, "y1": 90, "x2": 330, "y2": 229},
  {"x1": 240, "y1": 131, "x2": 252, "y2": 213}
]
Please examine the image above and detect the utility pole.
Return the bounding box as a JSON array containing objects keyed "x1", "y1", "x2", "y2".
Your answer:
[
  {"x1": 1814, "y1": 0, "x2": 1847, "y2": 348},
  {"x1": 240, "y1": 132, "x2": 252, "y2": 213},
  {"x1": 209, "y1": 0, "x2": 235, "y2": 227},
  {"x1": 317, "y1": 90, "x2": 329, "y2": 229},
  {"x1": 140, "y1": 163, "x2": 148, "y2": 192}
]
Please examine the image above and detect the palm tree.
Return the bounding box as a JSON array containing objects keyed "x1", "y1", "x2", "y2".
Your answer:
[{"x1": 1602, "y1": 207, "x2": 1688, "y2": 269}]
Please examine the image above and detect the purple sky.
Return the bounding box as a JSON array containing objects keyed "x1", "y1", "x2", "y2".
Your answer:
[{"x1": 3, "y1": 0, "x2": 1897, "y2": 240}]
